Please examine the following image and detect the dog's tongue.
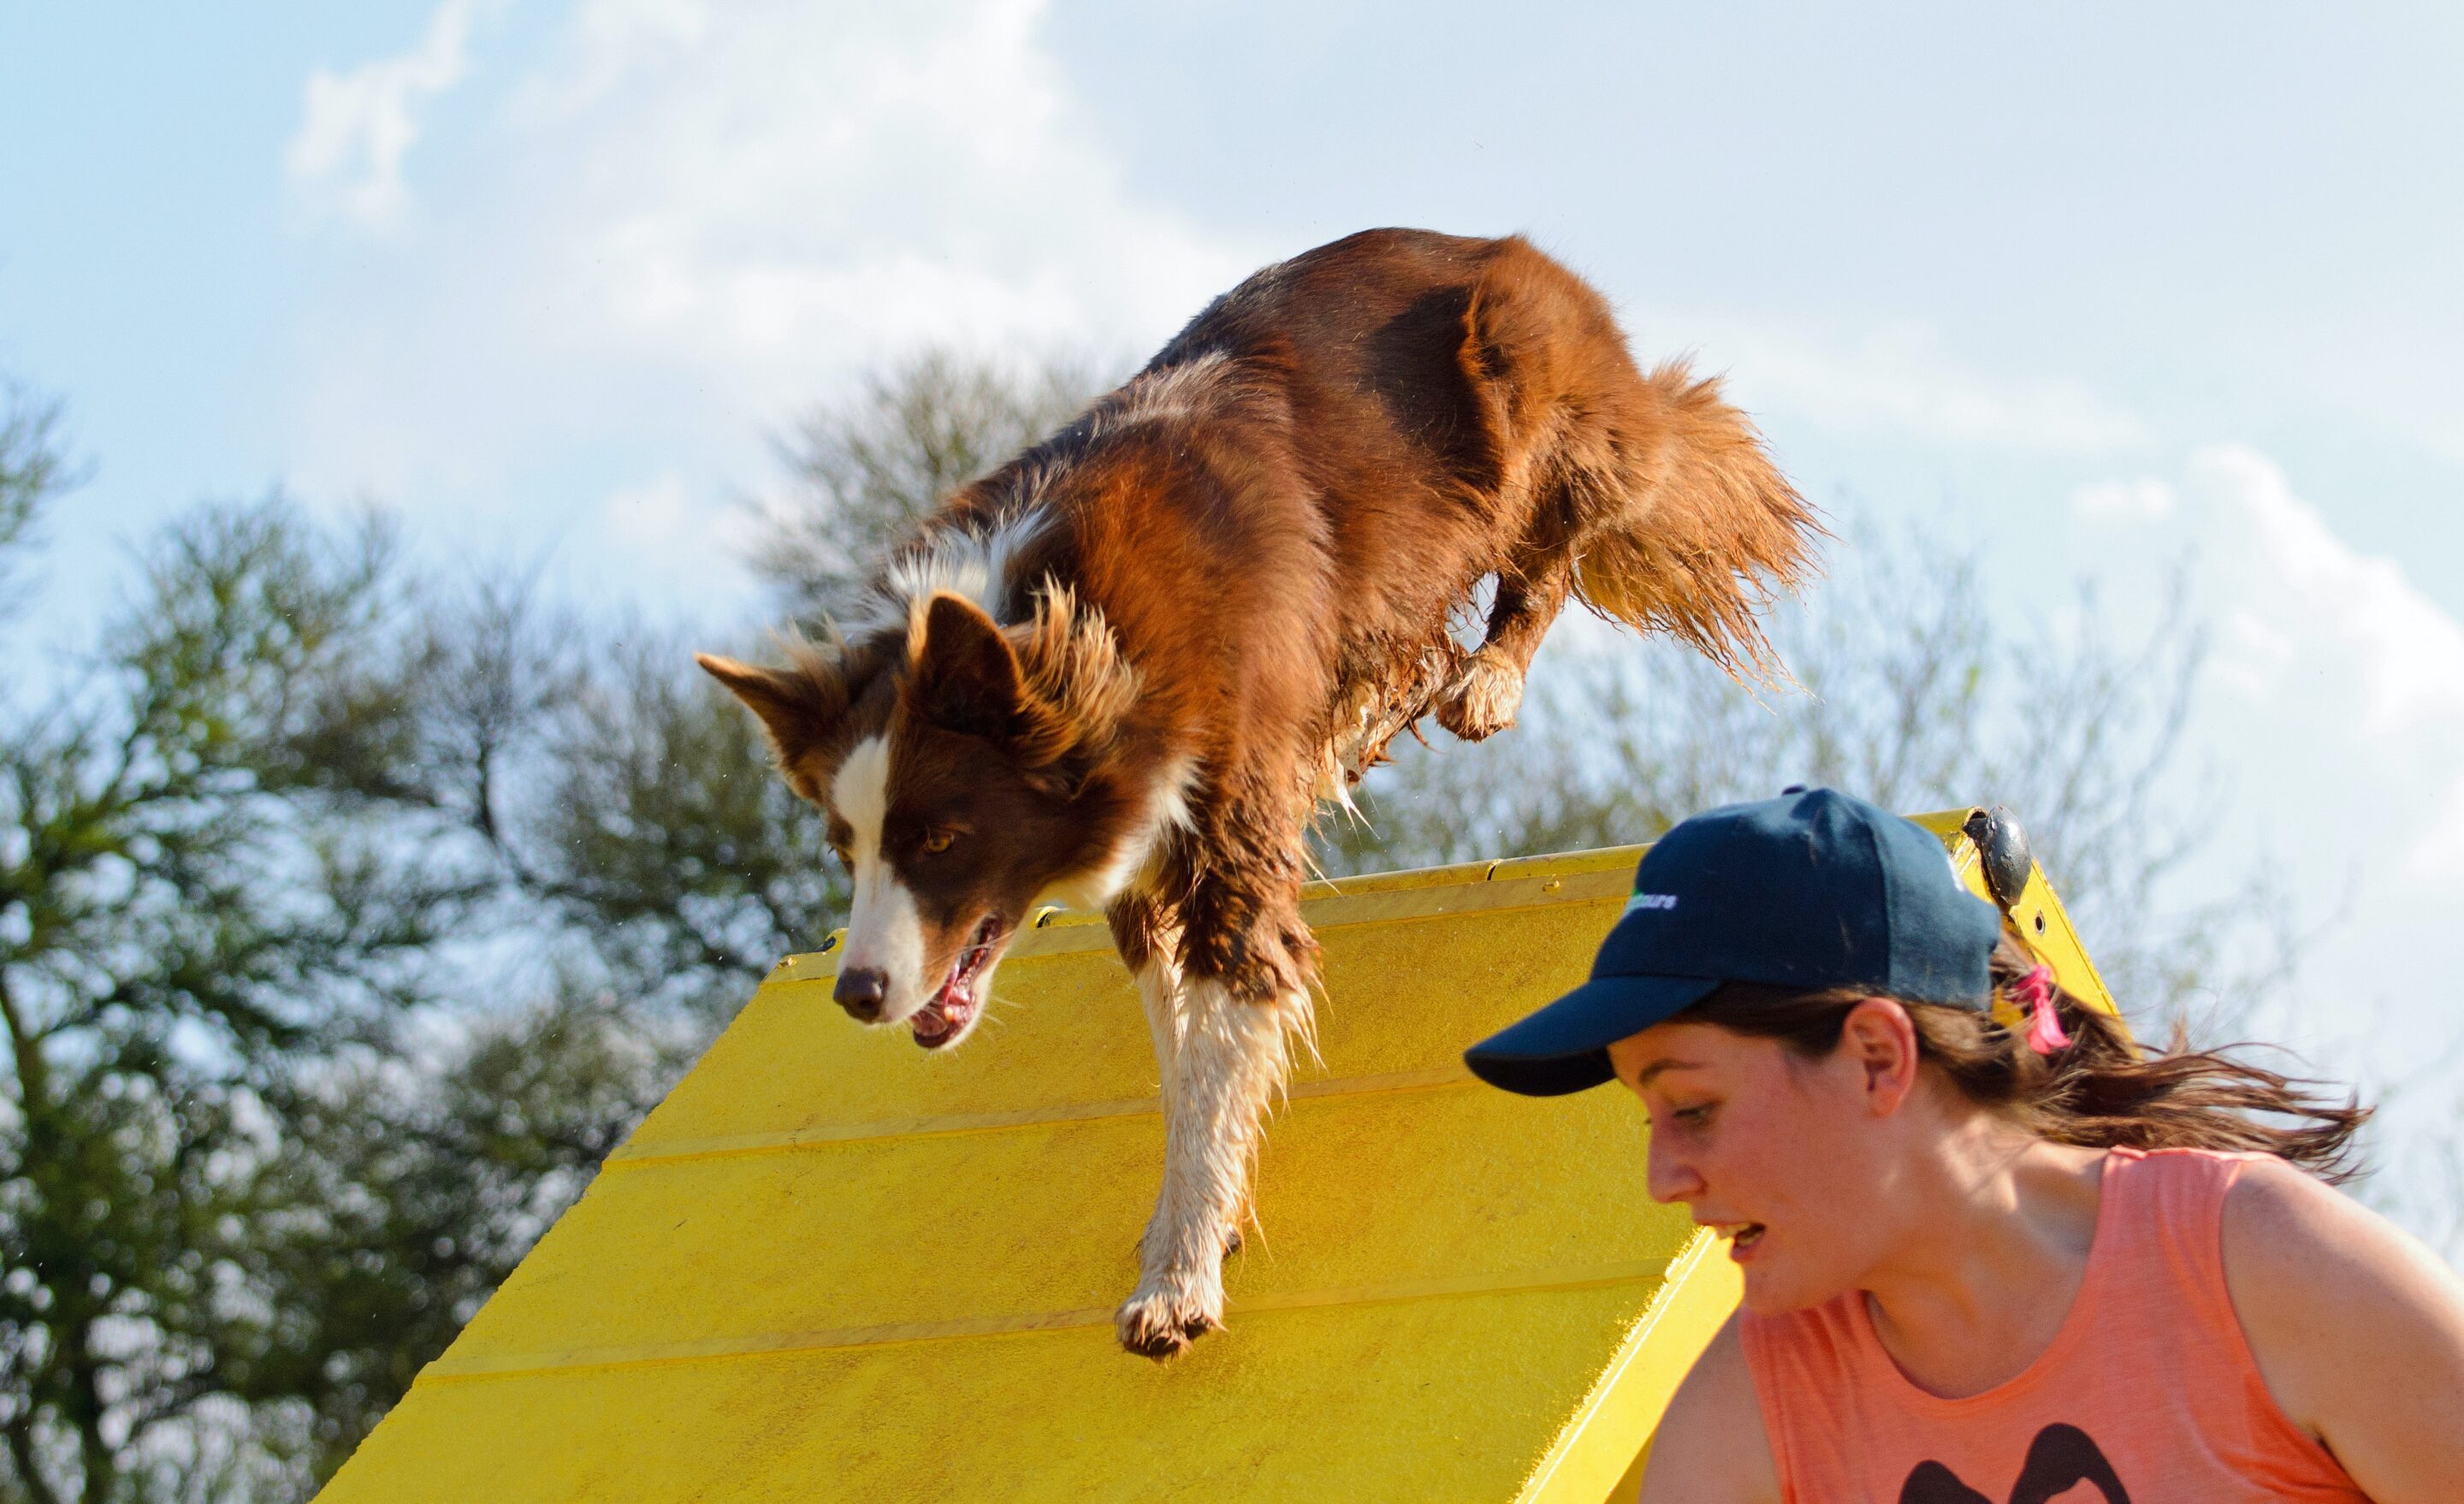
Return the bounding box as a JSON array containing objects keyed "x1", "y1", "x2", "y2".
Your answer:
[
  {"x1": 911, "y1": 922, "x2": 997, "y2": 1048},
  {"x1": 909, "y1": 974, "x2": 969, "y2": 1046}
]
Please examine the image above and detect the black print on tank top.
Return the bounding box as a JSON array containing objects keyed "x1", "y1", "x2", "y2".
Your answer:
[{"x1": 1898, "y1": 1423, "x2": 2130, "y2": 1504}]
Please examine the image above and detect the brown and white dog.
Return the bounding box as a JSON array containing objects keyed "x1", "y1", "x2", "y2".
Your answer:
[{"x1": 699, "y1": 228, "x2": 1818, "y2": 1357}]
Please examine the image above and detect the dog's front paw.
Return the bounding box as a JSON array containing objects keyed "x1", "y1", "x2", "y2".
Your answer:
[
  {"x1": 1436, "y1": 648, "x2": 1525, "y2": 742},
  {"x1": 1115, "y1": 1261, "x2": 1224, "y2": 1359}
]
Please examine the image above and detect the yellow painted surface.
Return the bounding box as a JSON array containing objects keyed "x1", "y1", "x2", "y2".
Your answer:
[{"x1": 317, "y1": 808, "x2": 2099, "y2": 1503}]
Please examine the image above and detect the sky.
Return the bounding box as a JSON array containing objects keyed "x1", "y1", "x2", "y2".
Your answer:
[{"x1": 3, "y1": 2, "x2": 2461, "y2": 1216}]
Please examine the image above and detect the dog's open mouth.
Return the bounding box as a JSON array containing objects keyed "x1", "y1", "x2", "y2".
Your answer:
[{"x1": 909, "y1": 914, "x2": 1006, "y2": 1050}]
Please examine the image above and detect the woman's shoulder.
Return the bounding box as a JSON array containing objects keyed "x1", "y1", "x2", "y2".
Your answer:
[
  {"x1": 2219, "y1": 1153, "x2": 2464, "y2": 1497},
  {"x1": 2218, "y1": 1155, "x2": 2460, "y2": 1370},
  {"x1": 2106, "y1": 1140, "x2": 2269, "y2": 1186},
  {"x1": 2142, "y1": 1149, "x2": 2460, "y2": 1364},
  {"x1": 2102, "y1": 1145, "x2": 2313, "y2": 1248},
  {"x1": 2218, "y1": 1152, "x2": 2450, "y2": 1330},
  {"x1": 1638, "y1": 1313, "x2": 1782, "y2": 1504}
]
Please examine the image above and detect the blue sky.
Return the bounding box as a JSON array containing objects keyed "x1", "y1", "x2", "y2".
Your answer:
[{"x1": 5, "y1": 3, "x2": 2462, "y2": 1218}]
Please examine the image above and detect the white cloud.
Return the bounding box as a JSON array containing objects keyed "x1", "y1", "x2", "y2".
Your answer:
[
  {"x1": 1684, "y1": 320, "x2": 2149, "y2": 453},
  {"x1": 285, "y1": 0, "x2": 494, "y2": 229},
  {"x1": 2417, "y1": 783, "x2": 2464, "y2": 883},
  {"x1": 283, "y1": 0, "x2": 1258, "y2": 595},
  {"x1": 496, "y1": 0, "x2": 1250, "y2": 365},
  {"x1": 601, "y1": 470, "x2": 761, "y2": 596},
  {"x1": 2183, "y1": 446, "x2": 2464, "y2": 745},
  {"x1": 2077, "y1": 445, "x2": 2464, "y2": 913},
  {"x1": 2072, "y1": 477, "x2": 2175, "y2": 522},
  {"x1": 2064, "y1": 448, "x2": 2464, "y2": 1214}
]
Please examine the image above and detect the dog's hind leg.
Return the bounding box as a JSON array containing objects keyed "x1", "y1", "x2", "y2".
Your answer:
[{"x1": 1436, "y1": 545, "x2": 1575, "y2": 742}]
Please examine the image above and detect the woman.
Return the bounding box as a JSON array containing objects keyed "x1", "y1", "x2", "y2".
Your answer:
[{"x1": 1464, "y1": 788, "x2": 2464, "y2": 1502}]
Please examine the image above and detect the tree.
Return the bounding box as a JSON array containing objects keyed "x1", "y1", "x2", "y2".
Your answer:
[
  {"x1": 0, "y1": 412, "x2": 497, "y2": 1501},
  {"x1": 222, "y1": 571, "x2": 849, "y2": 1489},
  {"x1": 1312, "y1": 519, "x2": 2280, "y2": 1033},
  {"x1": 0, "y1": 372, "x2": 833, "y2": 1500},
  {"x1": 517, "y1": 628, "x2": 844, "y2": 1022},
  {"x1": 234, "y1": 983, "x2": 677, "y2": 1483},
  {"x1": 0, "y1": 382, "x2": 72, "y2": 614}
]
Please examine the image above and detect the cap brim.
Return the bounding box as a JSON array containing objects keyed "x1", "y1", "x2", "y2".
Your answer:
[{"x1": 1463, "y1": 973, "x2": 1721, "y2": 1096}]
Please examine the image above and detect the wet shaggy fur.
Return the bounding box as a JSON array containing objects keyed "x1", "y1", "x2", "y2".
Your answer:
[{"x1": 701, "y1": 228, "x2": 1819, "y2": 1356}]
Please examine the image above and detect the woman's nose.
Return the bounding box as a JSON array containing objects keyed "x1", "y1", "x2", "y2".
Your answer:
[{"x1": 1646, "y1": 1136, "x2": 1704, "y2": 1205}]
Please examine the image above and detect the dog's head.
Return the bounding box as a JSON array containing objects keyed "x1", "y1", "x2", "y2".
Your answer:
[{"x1": 699, "y1": 589, "x2": 1151, "y2": 1049}]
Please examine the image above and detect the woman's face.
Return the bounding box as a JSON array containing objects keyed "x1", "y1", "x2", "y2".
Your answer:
[{"x1": 1608, "y1": 1013, "x2": 1904, "y2": 1313}]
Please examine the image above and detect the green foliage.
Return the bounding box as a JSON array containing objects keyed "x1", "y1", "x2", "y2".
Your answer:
[
  {"x1": 0, "y1": 441, "x2": 493, "y2": 1498},
  {"x1": 236, "y1": 987, "x2": 679, "y2": 1472},
  {"x1": 522, "y1": 631, "x2": 840, "y2": 1021},
  {"x1": 0, "y1": 367, "x2": 842, "y2": 1499},
  {"x1": 0, "y1": 386, "x2": 74, "y2": 624}
]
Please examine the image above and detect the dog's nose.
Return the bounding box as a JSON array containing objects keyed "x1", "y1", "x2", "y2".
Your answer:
[{"x1": 833, "y1": 967, "x2": 888, "y2": 1022}]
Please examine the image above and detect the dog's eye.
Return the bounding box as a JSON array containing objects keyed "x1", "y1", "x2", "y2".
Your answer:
[{"x1": 920, "y1": 829, "x2": 957, "y2": 856}]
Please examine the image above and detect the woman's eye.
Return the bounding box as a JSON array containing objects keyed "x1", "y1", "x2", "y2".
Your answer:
[
  {"x1": 1672, "y1": 1104, "x2": 1714, "y2": 1127},
  {"x1": 920, "y1": 830, "x2": 957, "y2": 855}
]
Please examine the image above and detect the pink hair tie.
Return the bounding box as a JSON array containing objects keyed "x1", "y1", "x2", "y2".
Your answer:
[{"x1": 2011, "y1": 963, "x2": 2068, "y2": 1053}]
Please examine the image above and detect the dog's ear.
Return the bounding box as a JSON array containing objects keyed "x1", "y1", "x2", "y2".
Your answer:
[
  {"x1": 696, "y1": 648, "x2": 849, "y2": 782},
  {"x1": 906, "y1": 593, "x2": 1026, "y2": 743},
  {"x1": 1008, "y1": 583, "x2": 1139, "y2": 771}
]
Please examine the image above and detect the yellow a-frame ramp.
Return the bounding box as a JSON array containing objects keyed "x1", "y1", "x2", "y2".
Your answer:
[{"x1": 319, "y1": 809, "x2": 2112, "y2": 1503}]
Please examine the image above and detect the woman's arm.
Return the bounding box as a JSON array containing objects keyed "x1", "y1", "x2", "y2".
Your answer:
[
  {"x1": 1637, "y1": 1313, "x2": 1782, "y2": 1504},
  {"x1": 2224, "y1": 1156, "x2": 2464, "y2": 1501}
]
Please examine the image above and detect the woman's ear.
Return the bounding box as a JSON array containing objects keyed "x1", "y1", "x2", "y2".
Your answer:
[{"x1": 1837, "y1": 997, "x2": 1922, "y2": 1118}]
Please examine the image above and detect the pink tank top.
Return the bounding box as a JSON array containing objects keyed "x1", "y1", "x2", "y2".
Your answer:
[{"x1": 1738, "y1": 1147, "x2": 2366, "y2": 1503}]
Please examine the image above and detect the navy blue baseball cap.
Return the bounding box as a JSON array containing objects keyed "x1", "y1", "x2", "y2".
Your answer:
[{"x1": 1464, "y1": 788, "x2": 2004, "y2": 1096}]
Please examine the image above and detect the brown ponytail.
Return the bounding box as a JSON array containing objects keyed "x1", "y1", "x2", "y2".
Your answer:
[{"x1": 1681, "y1": 932, "x2": 2371, "y2": 1182}]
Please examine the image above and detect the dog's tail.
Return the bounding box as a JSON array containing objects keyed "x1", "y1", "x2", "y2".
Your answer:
[{"x1": 1569, "y1": 360, "x2": 1823, "y2": 678}]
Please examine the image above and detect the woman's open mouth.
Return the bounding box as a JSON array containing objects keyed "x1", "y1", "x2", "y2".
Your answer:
[
  {"x1": 908, "y1": 915, "x2": 1006, "y2": 1050},
  {"x1": 1727, "y1": 1223, "x2": 1768, "y2": 1260}
]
